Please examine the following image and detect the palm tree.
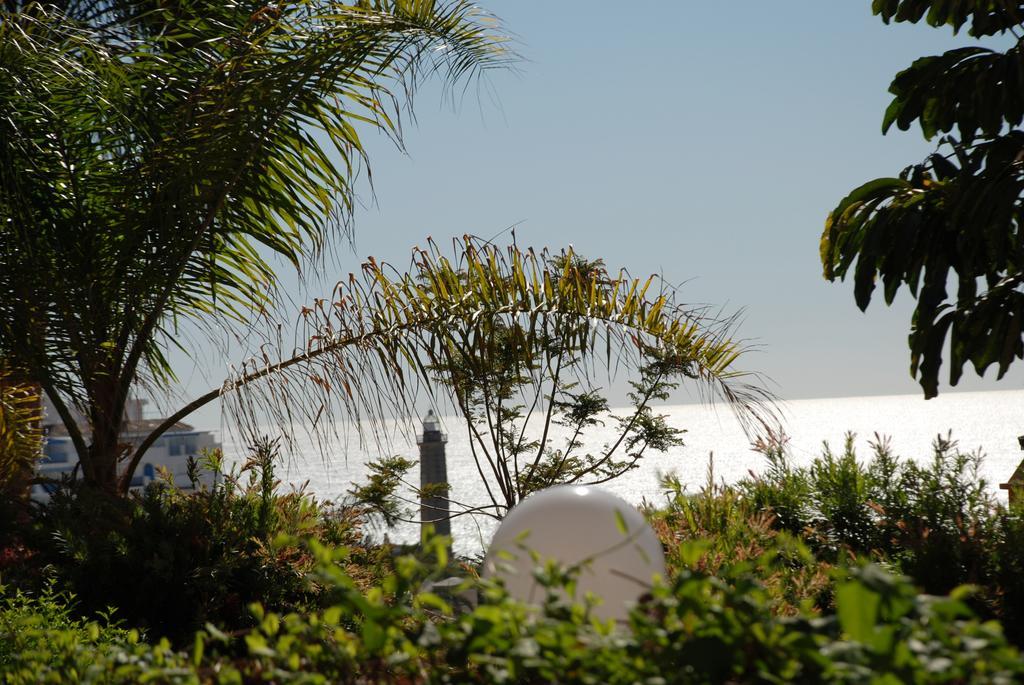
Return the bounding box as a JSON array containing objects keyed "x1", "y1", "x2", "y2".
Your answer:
[
  {"x1": 2, "y1": 4, "x2": 775, "y2": 501},
  {"x1": 0, "y1": 0, "x2": 510, "y2": 493}
]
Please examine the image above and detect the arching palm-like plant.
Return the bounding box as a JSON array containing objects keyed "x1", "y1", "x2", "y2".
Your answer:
[
  {"x1": 205, "y1": 238, "x2": 777, "y2": 518},
  {"x1": 0, "y1": 0, "x2": 509, "y2": 493}
]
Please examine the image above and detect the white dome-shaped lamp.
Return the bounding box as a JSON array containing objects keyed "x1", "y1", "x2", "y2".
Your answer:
[{"x1": 482, "y1": 485, "x2": 666, "y2": 622}]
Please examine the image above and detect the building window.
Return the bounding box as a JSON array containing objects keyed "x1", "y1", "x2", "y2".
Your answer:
[{"x1": 43, "y1": 446, "x2": 69, "y2": 464}]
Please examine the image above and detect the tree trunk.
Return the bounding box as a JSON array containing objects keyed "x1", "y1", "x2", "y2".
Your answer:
[
  {"x1": 83, "y1": 373, "x2": 127, "y2": 495},
  {"x1": 86, "y1": 433, "x2": 124, "y2": 495}
]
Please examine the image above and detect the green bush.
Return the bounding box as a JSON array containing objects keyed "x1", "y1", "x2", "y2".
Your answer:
[
  {"x1": 649, "y1": 463, "x2": 833, "y2": 616},
  {"x1": 740, "y1": 434, "x2": 993, "y2": 583},
  {"x1": 14, "y1": 439, "x2": 370, "y2": 645},
  {"x1": 734, "y1": 433, "x2": 1024, "y2": 643},
  {"x1": 872, "y1": 435, "x2": 992, "y2": 594},
  {"x1": 738, "y1": 438, "x2": 814, "y2": 536},
  {"x1": 5, "y1": 429, "x2": 1024, "y2": 682},
  {"x1": 0, "y1": 582, "x2": 192, "y2": 684},
  {"x1": 3, "y1": 535, "x2": 1022, "y2": 684}
]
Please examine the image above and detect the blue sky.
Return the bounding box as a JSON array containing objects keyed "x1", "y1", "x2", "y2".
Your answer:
[{"x1": 166, "y1": 2, "x2": 1022, "y2": 431}]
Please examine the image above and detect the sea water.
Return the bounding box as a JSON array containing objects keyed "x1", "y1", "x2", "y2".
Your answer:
[{"x1": 223, "y1": 389, "x2": 1024, "y2": 556}]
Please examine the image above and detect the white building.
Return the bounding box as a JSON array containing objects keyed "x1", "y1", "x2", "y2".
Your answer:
[{"x1": 34, "y1": 397, "x2": 219, "y2": 499}]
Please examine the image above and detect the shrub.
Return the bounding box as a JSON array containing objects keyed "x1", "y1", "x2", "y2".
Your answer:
[
  {"x1": 16, "y1": 439, "x2": 374, "y2": 645},
  {"x1": 729, "y1": 432, "x2": 1024, "y2": 645},
  {"x1": 871, "y1": 434, "x2": 993, "y2": 594},
  {"x1": 0, "y1": 582, "x2": 190, "y2": 684},
  {"x1": 738, "y1": 437, "x2": 814, "y2": 536},
  {"x1": 649, "y1": 461, "x2": 832, "y2": 616},
  {"x1": 4, "y1": 535, "x2": 1022, "y2": 684},
  {"x1": 740, "y1": 433, "x2": 994, "y2": 586}
]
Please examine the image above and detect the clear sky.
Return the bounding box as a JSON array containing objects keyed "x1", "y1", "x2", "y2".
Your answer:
[{"x1": 165, "y1": 1, "x2": 1023, "y2": 432}]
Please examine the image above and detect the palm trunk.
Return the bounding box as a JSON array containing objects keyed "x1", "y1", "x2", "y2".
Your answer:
[
  {"x1": 82, "y1": 374, "x2": 127, "y2": 495},
  {"x1": 86, "y1": 431, "x2": 124, "y2": 495}
]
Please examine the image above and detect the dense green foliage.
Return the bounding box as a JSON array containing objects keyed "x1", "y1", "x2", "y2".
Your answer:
[
  {"x1": 3, "y1": 443, "x2": 390, "y2": 645},
  {"x1": 4, "y1": 536, "x2": 1023, "y2": 684},
  {"x1": 4, "y1": 433, "x2": 1024, "y2": 682},
  {"x1": 820, "y1": 1, "x2": 1024, "y2": 397},
  {"x1": 655, "y1": 434, "x2": 1024, "y2": 646},
  {"x1": 0, "y1": 583, "x2": 148, "y2": 682}
]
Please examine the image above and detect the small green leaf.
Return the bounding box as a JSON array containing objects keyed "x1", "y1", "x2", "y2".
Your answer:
[
  {"x1": 614, "y1": 509, "x2": 629, "y2": 536},
  {"x1": 362, "y1": 620, "x2": 385, "y2": 652},
  {"x1": 835, "y1": 580, "x2": 881, "y2": 643}
]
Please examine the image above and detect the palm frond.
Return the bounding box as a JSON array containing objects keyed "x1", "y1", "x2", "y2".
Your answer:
[
  {"x1": 0, "y1": 367, "x2": 43, "y2": 493},
  {"x1": 219, "y1": 238, "x2": 778, "y2": 460},
  {"x1": 0, "y1": 2, "x2": 511, "y2": 487}
]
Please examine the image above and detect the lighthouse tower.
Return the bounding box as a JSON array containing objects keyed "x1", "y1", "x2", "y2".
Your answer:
[{"x1": 417, "y1": 410, "x2": 450, "y2": 538}]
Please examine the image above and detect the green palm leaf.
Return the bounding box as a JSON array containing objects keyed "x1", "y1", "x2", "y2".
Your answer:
[
  {"x1": 0, "y1": 1, "x2": 510, "y2": 491},
  {"x1": 178, "y1": 238, "x2": 777, "y2": 506}
]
